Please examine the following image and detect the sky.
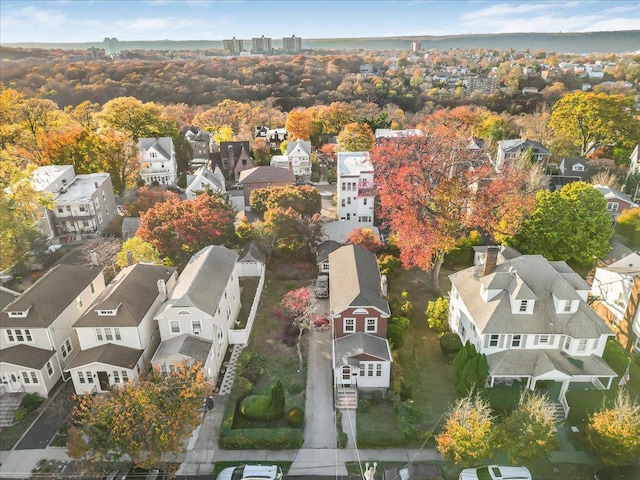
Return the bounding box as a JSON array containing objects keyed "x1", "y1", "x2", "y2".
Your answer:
[{"x1": 1, "y1": 0, "x2": 639, "y2": 44}]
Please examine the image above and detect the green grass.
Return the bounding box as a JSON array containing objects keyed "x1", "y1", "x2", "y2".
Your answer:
[
  {"x1": 0, "y1": 409, "x2": 40, "y2": 450},
  {"x1": 212, "y1": 461, "x2": 292, "y2": 475}
]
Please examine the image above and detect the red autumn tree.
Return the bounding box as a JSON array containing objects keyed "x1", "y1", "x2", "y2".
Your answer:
[
  {"x1": 137, "y1": 192, "x2": 236, "y2": 265},
  {"x1": 123, "y1": 187, "x2": 176, "y2": 217},
  {"x1": 347, "y1": 227, "x2": 384, "y2": 253},
  {"x1": 371, "y1": 135, "x2": 536, "y2": 291}
]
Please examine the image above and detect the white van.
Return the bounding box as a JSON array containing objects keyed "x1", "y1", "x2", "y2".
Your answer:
[{"x1": 216, "y1": 464, "x2": 283, "y2": 480}]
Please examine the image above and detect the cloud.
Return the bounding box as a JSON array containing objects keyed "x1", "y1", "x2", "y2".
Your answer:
[{"x1": 1, "y1": 5, "x2": 68, "y2": 29}]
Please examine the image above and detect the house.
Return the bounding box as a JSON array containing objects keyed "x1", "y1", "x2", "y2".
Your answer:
[
  {"x1": 185, "y1": 165, "x2": 226, "y2": 200},
  {"x1": 265, "y1": 128, "x2": 287, "y2": 149},
  {"x1": 329, "y1": 245, "x2": 392, "y2": 408},
  {"x1": 316, "y1": 240, "x2": 342, "y2": 273},
  {"x1": 374, "y1": 129, "x2": 424, "y2": 142},
  {"x1": 594, "y1": 184, "x2": 638, "y2": 221},
  {"x1": 238, "y1": 166, "x2": 295, "y2": 207},
  {"x1": 67, "y1": 264, "x2": 177, "y2": 395},
  {"x1": 121, "y1": 217, "x2": 141, "y2": 240},
  {"x1": 184, "y1": 126, "x2": 213, "y2": 160},
  {"x1": 448, "y1": 248, "x2": 617, "y2": 417},
  {"x1": 32, "y1": 166, "x2": 117, "y2": 239},
  {"x1": 0, "y1": 265, "x2": 105, "y2": 397},
  {"x1": 591, "y1": 252, "x2": 640, "y2": 353},
  {"x1": 546, "y1": 157, "x2": 595, "y2": 191},
  {"x1": 152, "y1": 246, "x2": 240, "y2": 382},
  {"x1": 269, "y1": 140, "x2": 312, "y2": 178},
  {"x1": 495, "y1": 139, "x2": 551, "y2": 171},
  {"x1": 138, "y1": 137, "x2": 177, "y2": 186},
  {"x1": 214, "y1": 141, "x2": 254, "y2": 181},
  {"x1": 626, "y1": 144, "x2": 640, "y2": 180},
  {"x1": 337, "y1": 152, "x2": 375, "y2": 227}
]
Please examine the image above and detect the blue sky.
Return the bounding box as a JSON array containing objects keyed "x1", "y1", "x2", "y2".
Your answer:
[{"x1": 1, "y1": 0, "x2": 638, "y2": 44}]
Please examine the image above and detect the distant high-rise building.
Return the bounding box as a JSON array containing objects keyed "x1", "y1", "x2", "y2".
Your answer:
[
  {"x1": 251, "y1": 35, "x2": 272, "y2": 54},
  {"x1": 103, "y1": 37, "x2": 120, "y2": 56},
  {"x1": 223, "y1": 37, "x2": 243, "y2": 54},
  {"x1": 466, "y1": 75, "x2": 497, "y2": 95},
  {"x1": 411, "y1": 41, "x2": 421, "y2": 52},
  {"x1": 282, "y1": 35, "x2": 302, "y2": 53}
]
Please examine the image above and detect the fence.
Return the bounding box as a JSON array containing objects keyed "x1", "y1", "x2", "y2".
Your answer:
[{"x1": 228, "y1": 264, "x2": 265, "y2": 345}]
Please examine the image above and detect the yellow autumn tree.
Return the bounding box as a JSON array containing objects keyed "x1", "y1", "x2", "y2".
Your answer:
[{"x1": 285, "y1": 109, "x2": 312, "y2": 141}]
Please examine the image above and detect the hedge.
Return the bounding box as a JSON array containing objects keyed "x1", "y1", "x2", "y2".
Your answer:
[
  {"x1": 218, "y1": 427, "x2": 303, "y2": 449},
  {"x1": 480, "y1": 386, "x2": 522, "y2": 417},
  {"x1": 439, "y1": 332, "x2": 463, "y2": 359}
]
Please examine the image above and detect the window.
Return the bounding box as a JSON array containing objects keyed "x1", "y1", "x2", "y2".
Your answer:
[
  {"x1": 511, "y1": 335, "x2": 522, "y2": 348},
  {"x1": 577, "y1": 339, "x2": 588, "y2": 352},
  {"x1": 113, "y1": 371, "x2": 121, "y2": 383},
  {"x1": 86, "y1": 371, "x2": 94, "y2": 384},
  {"x1": 78, "y1": 372, "x2": 85, "y2": 384},
  {"x1": 563, "y1": 301, "x2": 573, "y2": 313},
  {"x1": 192, "y1": 320, "x2": 202, "y2": 335},
  {"x1": 57, "y1": 207, "x2": 64, "y2": 214},
  {"x1": 98, "y1": 212, "x2": 103, "y2": 223},
  {"x1": 341, "y1": 183, "x2": 346, "y2": 191},
  {"x1": 537, "y1": 334, "x2": 550, "y2": 345},
  {"x1": 6, "y1": 330, "x2": 14, "y2": 342},
  {"x1": 367, "y1": 364, "x2": 374, "y2": 377},
  {"x1": 79, "y1": 206, "x2": 86, "y2": 212},
  {"x1": 607, "y1": 202, "x2": 619, "y2": 212},
  {"x1": 122, "y1": 371, "x2": 129, "y2": 383},
  {"x1": 104, "y1": 328, "x2": 113, "y2": 341},
  {"x1": 46, "y1": 361, "x2": 54, "y2": 377},
  {"x1": 102, "y1": 191, "x2": 106, "y2": 201},
  {"x1": 564, "y1": 336, "x2": 571, "y2": 350},
  {"x1": 90, "y1": 283, "x2": 95, "y2": 294},
  {"x1": 218, "y1": 328, "x2": 224, "y2": 345},
  {"x1": 365, "y1": 318, "x2": 377, "y2": 333},
  {"x1": 22, "y1": 371, "x2": 38, "y2": 384},
  {"x1": 376, "y1": 364, "x2": 382, "y2": 377},
  {"x1": 519, "y1": 300, "x2": 528, "y2": 312},
  {"x1": 94, "y1": 198, "x2": 99, "y2": 209},
  {"x1": 341, "y1": 199, "x2": 346, "y2": 207},
  {"x1": 6, "y1": 329, "x2": 32, "y2": 343},
  {"x1": 489, "y1": 334, "x2": 499, "y2": 347},
  {"x1": 347, "y1": 197, "x2": 351, "y2": 205},
  {"x1": 61, "y1": 338, "x2": 72, "y2": 358},
  {"x1": 114, "y1": 328, "x2": 121, "y2": 340},
  {"x1": 77, "y1": 296, "x2": 83, "y2": 310},
  {"x1": 363, "y1": 198, "x2": 368, "y2": 205},
  {"x1": 170, "y1": 321, "x2": 180, "y2": 333},
  {"x1": 96, "y1": 328, "x2": 103, "y2": 341},
  {"x1": 344, "y1": 318, "x2": 355, "y2": 333},
  {"x1": 150, "y1": 152, "x2": 157, "y2": 158}
]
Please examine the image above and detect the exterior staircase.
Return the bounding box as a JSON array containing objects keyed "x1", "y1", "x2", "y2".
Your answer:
[
  {"x1": 550, "y1": 400, "x2": 566, "y2": 423},
  {"x1": 0, "y1": 391, "x2": 26, "y2": 427},
  {"x1": 335, "y1": 388, "x2": 357, "y2": 409}
]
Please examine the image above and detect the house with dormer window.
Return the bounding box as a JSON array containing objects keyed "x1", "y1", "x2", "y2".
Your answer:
[
  {"x1": 329, "y1": 244, "x2": 392, "y2": 409},
  {"x1": 152, "y1": 245, "x2": 240, "y2": 382},
  {"x1": 270, "y1": 140, "x2": 312, "y2": 178},
  {"x1": 138, "y1": 137, "x2": 177, "y2": 186},
  {"x1": 0, "y1": 265, "x2": 105, "y2": 398},
  {"x1": 495, "y1": 139, "x2": 551, "y2": 171},
  {"x1": 67, "y1": 264, "x2": 177, "y2": 395},
  {"x1": 448, "y1": 247, "x2": 617, "y2": 417}
]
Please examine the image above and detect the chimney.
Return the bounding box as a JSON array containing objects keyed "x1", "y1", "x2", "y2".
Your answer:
[
  {"x1": 483, "y1": 246, "x2": 499, "y2": 276},
  {"x1": 94, "y1": 182, "x2": 99, "y2": 188},
  {"x1": 157, "y1": 279, "x2": 167, "y2": 301},
  {"x1": 380, "y1": 274, "x2": 388, "y2": 297},
  {"x1": 90, "y1": 251, "x2": 98, "y2": 266},
  {"x1": 126, "y1": 250, "x2": 133, "y2": 266}
]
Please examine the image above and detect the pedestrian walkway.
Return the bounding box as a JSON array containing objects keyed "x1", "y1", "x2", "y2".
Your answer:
[{"x1": 218, "y1": 344, "x2": 245, "y2": 395}]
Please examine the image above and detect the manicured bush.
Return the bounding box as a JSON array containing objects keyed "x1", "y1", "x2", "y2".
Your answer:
[
  {"x1": 239, "y1": 380, "x2": 286, "y2": 420},
  {"x1": 480, "y1": 386, "x2": 522, "y2": 417},
  {"x1": 286, "y1": 407, "x2": 304, "y2": 427},
  {"x1": 426, "y1": 296, "x2": 450, "y2": 333},
  {"x1": 233, "y1": 376, "x2": 253, "y2": 398},
  {"x1": 439, "y1": 332, "x2": 463, "y2": 359},
  {"x1": 386, "y1": 323, "x2": 406, "y2": 350}
]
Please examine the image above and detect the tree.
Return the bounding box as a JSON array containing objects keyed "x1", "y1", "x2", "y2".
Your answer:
[
  {"x1": 436, "y1": 391, "x2": 495, "y2": 466},
  {"x1": 586, "y1": 389, "x2": 640, "y2": 466},
  {"x1": 0, "y1": 152, "x2": 53, "y2": 270},
  {"x1": 511, "y1": 182, "x2": 613, "y2": 266},
  {"x1": 285, "y1": 109, "x2": 312, "y2": 141},
  {"x1": 425, "y1": 296, "x2": 449, "y2": 333},
  {"x1": 81, "y1": 237, "x2": 122, "y2": 282},
  {"x1": 615, "y1": 208, "x2": 640, "y2": 248},
  {"x1": 337, "y1": 122, "x2": 375, "y2": 152},
  {"x1": 39, "y1": 126, "x2": 104, "y2": 173},
  {"x1": 67, "y1": 364, "x2": 211, "y2": 468},
  {"x1": 347, "y1": 227, "x2": 383, "y2": 253},
  {"x1": 137, "y1": 192, "x2": 237, "y2": 265},
  {"x1": 371, "y1": 135, "x2": 535, "y2": 291},
  {"x1": 123, "y1": 187, "x2": 176, "y2": 217},
  {"x1": 249, "y1": 185, "x2": 321, "y2": 217},
  {"x1": 116, "y1": 237, "x2": 163, "y2": 268},
  {"x1": 262, "y1": 207, "x2": 321, "y2": 258},
  {"x1": 549, "y1": 91, "x2": 640, "y2": 157},
  {"x1": 498, "y1": 391, "x2": 557, "y2": 463},
  {"x1": 281, "y1": 287, "x2": 329, "y2": 371},
  {"x1": 98, "y1": 96, "x2": 177, "y2": 142}
]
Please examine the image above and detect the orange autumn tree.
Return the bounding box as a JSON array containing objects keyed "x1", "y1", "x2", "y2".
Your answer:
[{"x1": 67, "y1": 363, "x2": 211, "y2": 468}]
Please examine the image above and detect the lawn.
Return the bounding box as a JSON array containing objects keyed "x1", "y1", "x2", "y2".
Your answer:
[{"x1": 0, "y1": 409, "x2": 40, "y2": 450}]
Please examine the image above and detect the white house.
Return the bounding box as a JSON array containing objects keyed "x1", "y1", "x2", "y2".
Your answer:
[
  {"x1": 32, "y1": 166, "x2": 117, "y2": 239},
  {"x1": 152, "y1": 245, "x2": 240, "y2": 382},
  {"x1": 591, "y1": 252, "x2": 640, "y2": 354},
  {"x1": 0, "y1": 265, "x2": 105, "y2": 397},
  {"x1": 138, "y1": 137, "x2": 178, "y2": 186},
  {"x1": 449, "y1": 248, "x2": 616, "y2": 417},
  {"x1": 270, "y1": 140, "x2": 312, "y2": 178},
  {"x1": 67, "y1": 264, "x2": 177, "y2": 395},
  {"x1": 495, "y1": 139, "x2": 551, "y2": 171},
  {"x1": 185, "y1": 165, "x2": 226, "y2": 200},
  {"x1": 336, "y1": 151, "x2": 375, "y2": 226}
]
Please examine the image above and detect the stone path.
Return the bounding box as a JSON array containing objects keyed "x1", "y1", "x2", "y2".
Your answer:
[{"x1": 218, "y1": 344, "x2": 245, "y2": 395}]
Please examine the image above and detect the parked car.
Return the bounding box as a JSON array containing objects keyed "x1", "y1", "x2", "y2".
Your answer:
[
  {"x1": 216, "y1": 464, "x2": 283, "y2": 480},
  {"x1": 594, "y1": 466, "x2": 640, "y2": 480},
  {"x1": 228, "y1": 182, "x2": 243, "y2": 190},
  {"x1": 102, "y1": 469, "x2": 128, "y2": 480},
  {"x1": 126, "y1": 467, "x2": 164, "y2": 480},
  {"x1": 314, "y1": 273, "x2": 329, "y2": 298},
  {"x1": 459, "y1": 465, "x2": 532, "y2": 480}
]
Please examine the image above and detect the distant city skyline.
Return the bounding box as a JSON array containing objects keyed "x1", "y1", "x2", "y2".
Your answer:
[{"x1": 0, "y1": 0, "x2": 638, "y2": 45}]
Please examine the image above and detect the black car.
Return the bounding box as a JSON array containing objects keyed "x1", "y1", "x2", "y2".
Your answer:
[{"x1": 594, "y1": 466, "x2": 640, "y2": 480}]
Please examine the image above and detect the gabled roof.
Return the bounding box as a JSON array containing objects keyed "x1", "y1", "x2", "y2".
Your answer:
[
  {"x1": 316, "y1": 240, "x2": 342, "y2": 264},
  {"x1": 1, "y1": 265, "x2": 103, "y2": 328},
  {"x1": 156, "y1": 245, "x2": 238, "y2": 318},
  {"x1": 139, "y1": 137, "x2": 174, "y2": 159},
  {"x1": 0, "y1": 344, "x2": 54, "y2": 369},
  {"x1": 286, "y1": 140, "x2": 311, "y2": 156},
  {"x1": 449, "y1": 255, "x2": 611, "y2": 338},
  {"x1": 333, "y1": 332, "x2": 391, "y2": 368},
  {"x1": 74, "y1": 264, "x2": 176, "y2": 328},
  {"x1": 329, "y1": 244, "x2": 390, "y2": 316},
  {"x1": 67, "y1": 343, "x2": 143, "y2": 370},
  {"x1": 239, "y1": 166, "x2": 295, "y2": 183},
  {"x1": 498, "y1": 139, "x2": 550, "y2": 155},
  {"x1": 186, "y1": 166, "x2": 224, "y2": 193},
  {"x1": 153, "y1": 334, "x2": 213, "y2": 366},
  {"x1": 238, "y1": 240, "x2": 267, "y2": 264},
  {"x1": 487, "y1": 349, "x2": 616, "y2": 378},
  {"x1": 594, "y1": 184, "x2": 637, "y2": 205}
]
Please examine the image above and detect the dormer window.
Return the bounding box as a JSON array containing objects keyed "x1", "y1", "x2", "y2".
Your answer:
[
  {"x1": 572, "y1": 164, "x2": 585, "y2": 172},
  {"x1": 7, "y1": 306, "x2": 31, "y2": 318},
  {"x1": 519, "y1": 300, "x2": 528, "y2": 312}
]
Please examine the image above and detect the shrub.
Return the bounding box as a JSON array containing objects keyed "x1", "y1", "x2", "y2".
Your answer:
[
  {"x1": 481, "y1": 387, "x2": 522, "y2": 417},
  {"x1": 336, "y1": 411, "x2": 348, "y2": 448},
  {"x1": 426, "y1": 296, "x2": 450, "y2": 333},
  {"x1": 286, "y1": 383, "x2": 304, "y2": 396},
  {"x1": 236, "y1": 349, "x2": 267, "y2": 384},
  {"x1": 239, "y1": 380, "x2": 285, "y2": 420},
  {"x1": 13, "y1": 407, "x2": 27, "y2": 423},
  {"x1": 20, "y1": 393, "x2": 44, "y2": 412},
  {"x1": 390, "y1": 316, "x2": 411, "y2": 331},
  {"x1": 286, "y1": 407, "x2": 304, "y2": 427},
  {"x1": 439, "y1": 332, "x2": 463, "y2": 359},
  {"x1": 399, "y1": 382, "x2": 413, "y2": 401},
  {"x1": 233, "y1": 376, "x2": 253, "y2": 398},
  {"x1": 219, "y1": 427, "x2": 303, "y2": 449},
  {"x1": 386, "y1": 323, "x2": 406, "y2": 350},
  {"x1": 371, "y1": 390, "x2": 384, "y2": 405},
  {"x1": 393, "y1": 400, "x2": 416, "y2": 438}
]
